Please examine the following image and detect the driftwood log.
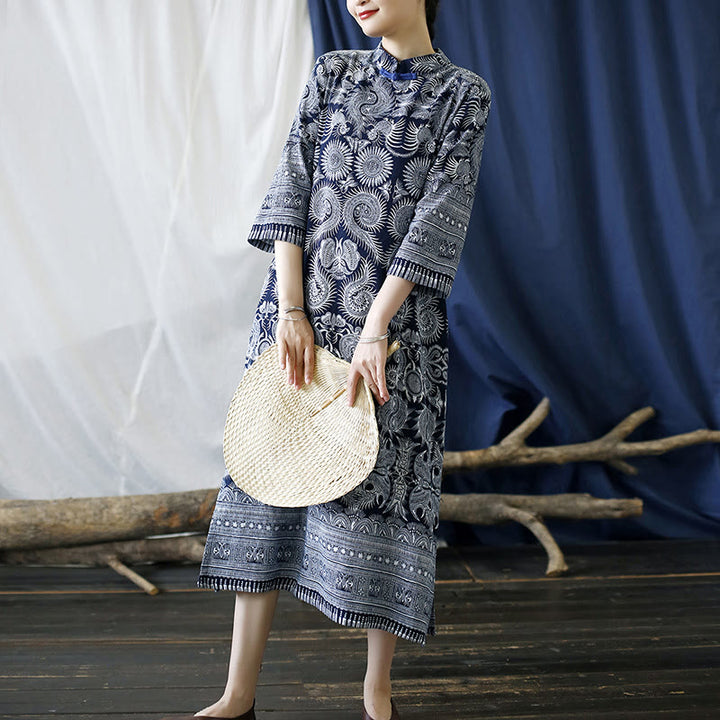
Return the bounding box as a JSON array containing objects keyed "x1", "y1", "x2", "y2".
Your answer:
[
  {"x1": 1, "y1": 398, "x2": 717, "y2": 586},
  {"x1": 440, "y1": 493, "x2": 643, "y2": 575},
  {"x1": 443, "y1": 398, "x2": 720, "y2": 475},
  {"x1": 0, "y1": 489, "x2": 217, "y2": 552}
]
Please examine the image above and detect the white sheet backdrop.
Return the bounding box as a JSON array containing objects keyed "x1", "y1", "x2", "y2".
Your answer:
[{"x1": 0, "y1": 0, "x2": 315, "y2": 499}]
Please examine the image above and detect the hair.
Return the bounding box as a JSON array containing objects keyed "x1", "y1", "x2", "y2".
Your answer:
[{"x1": 424, "y1": 0, "x2": 440, "y2": 43}]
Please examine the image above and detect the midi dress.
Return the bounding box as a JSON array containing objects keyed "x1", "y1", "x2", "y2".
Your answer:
[{"x1": 197, "y1": 39, "x2": 492, "y2": 646}]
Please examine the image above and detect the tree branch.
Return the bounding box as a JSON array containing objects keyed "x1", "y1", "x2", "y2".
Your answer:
[{"x1": 443, "y1": 398, "x2": 720, "y2": 475}]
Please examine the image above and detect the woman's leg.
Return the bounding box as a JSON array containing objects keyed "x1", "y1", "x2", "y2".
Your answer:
[
  {"x1": 195, "y1": 589, "x2": 280, "y2": 717},
  {"x1": 363, "y1": 628, "x2": 398, "y2": 720}
]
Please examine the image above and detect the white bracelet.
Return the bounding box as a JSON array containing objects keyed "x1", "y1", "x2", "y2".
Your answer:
[
  {"x1": 282, "y1": 305, "x2": 306, "y2": 315},
  {"x1": 279, "y1": 305, "x2": 307, "y2": 322},
  {"x1": 357, "y1": 331, "x2": 390, "y2": 343}
]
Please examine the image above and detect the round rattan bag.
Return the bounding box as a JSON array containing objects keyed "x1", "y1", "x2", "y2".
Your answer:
[{"x1": 223, "y1": 339, "x2": 400, "y2": 507}]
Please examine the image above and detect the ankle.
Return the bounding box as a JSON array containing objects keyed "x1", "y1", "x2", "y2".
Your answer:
[
  {"x1": 221, "y1": 689, "x2": 255, "y2": 711},
  {"x1": 363, "y1": 677, "x2": 392, "y2": 694},
  {"x1": 363, "y1": 685, "x2": 393, "y2": 720}
]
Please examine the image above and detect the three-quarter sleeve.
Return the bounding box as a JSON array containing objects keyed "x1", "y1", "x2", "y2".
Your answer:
[
  {"x1": 386, "y1": 79, "x2": 491, "y2": 298},
  {"x1": 247, "y1": 55, "x2": 326, "y2": 253}
]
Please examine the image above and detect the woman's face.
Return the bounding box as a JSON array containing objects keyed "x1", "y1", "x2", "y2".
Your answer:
[{"x1": 346, "y1": 0, "x2": 424, "y2": 38}]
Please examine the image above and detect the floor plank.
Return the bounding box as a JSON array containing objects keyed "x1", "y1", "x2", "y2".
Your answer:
[{"x1": 1, "y1": 539, "x2": 719, "y2": 719}]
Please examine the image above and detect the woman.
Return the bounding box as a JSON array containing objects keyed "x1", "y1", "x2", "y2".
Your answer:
[{"x1": 163, "y1": 1, "x2": 491, "y2": 718}]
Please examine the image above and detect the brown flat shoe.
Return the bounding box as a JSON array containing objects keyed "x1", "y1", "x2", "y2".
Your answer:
[
  {"x1": 160, "y1": 699, "x2": 255, "y2": 720},
  {"x1": 362, "y1": 697, "x2": 400, "y2": 720}
]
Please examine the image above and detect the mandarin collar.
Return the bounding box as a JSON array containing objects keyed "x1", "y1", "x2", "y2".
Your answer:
[{"x1": 371, "y1": 39, "x2": 449, "y2": 80}]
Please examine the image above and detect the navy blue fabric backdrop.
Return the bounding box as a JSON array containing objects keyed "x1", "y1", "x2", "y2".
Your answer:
[{"x1": 307, "y1": 0, "x2": 720, "y2": 545}]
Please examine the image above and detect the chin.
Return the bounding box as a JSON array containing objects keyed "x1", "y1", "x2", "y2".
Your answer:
[{"x1": 358, "y1": 20, "x2": 385, "y2": 38}]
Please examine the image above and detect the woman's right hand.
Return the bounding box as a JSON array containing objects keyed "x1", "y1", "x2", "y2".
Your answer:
[{"x1": 276, "y1": 314, "x2": 315, "y2": 389}]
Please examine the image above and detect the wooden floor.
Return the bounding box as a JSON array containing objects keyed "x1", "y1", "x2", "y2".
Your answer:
[{"x1": 1, "y1": 538, "x2": 719, "y2": 719}]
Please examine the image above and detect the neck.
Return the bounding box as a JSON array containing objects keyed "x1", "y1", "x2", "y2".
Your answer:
[{"x1": 380, "y1": 26, "x2": 434, "y2": 61}]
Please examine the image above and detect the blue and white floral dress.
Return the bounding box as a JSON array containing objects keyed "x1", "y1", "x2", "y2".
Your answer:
[{"x1": 197, "y1": 40, "x2": 491, "y2": 645}]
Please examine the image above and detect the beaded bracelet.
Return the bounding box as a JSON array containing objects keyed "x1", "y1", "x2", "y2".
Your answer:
[{"x1": 357, "y1": 330, "x2": 390, "y2": 343}]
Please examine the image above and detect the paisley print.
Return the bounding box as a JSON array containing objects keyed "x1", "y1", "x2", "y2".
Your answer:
[
  {"x1": 309, "y1": 182, "x2": 342, "y2": 240},
  {"x1": 366, "y1": 118, "x2": 394, "y2": 143},
  {"x1": 341, "y1": 261, "x2": 378, "y2": 322},
  {"x1": 387, "y1": 198, "x2": 415, "y2": 242},
  {"x1": 197, "y1": 40, "x2": 491, "y2": 647},
  {"x1": 305, "y1": 254, "x2": 333, "y2": 313},
  {"x1": 377, "y1": 392, "x2": 409, "y2": 433},
  {"x1": 343, "y1": 189, "x2": 386, "y2": 239},
  {"x1": 338, "y1": 329, "x2": 361, "y2": 362},
  {"x1": 415, "y1": 291, "x2": 445, "y2": 344},
  {"x1": 344, "y1": 81, "x2": 395, "y2": 128}
]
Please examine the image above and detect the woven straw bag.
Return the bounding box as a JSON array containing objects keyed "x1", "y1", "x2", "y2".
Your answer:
[{"x1": 223, "y1": 339, "x2": 400, "y2": 507}]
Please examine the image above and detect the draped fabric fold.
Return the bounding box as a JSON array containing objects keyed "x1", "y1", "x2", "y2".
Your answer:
[
  {"x1": 0, "y1": 0, "x2": 316, "y2": 499},
  {"x1": 308, "y1": 0, "x2": 720, "y2": 543}
]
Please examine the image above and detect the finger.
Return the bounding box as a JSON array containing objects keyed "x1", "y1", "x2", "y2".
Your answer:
[
  {"x1": 286, "y1": 347, "x2": 295, "y2": 386},
  {"x1": 368, "y1": 383, "x2": 378, "y2": 404},
  {"x1": 291, "y1": 349, "x2": 300, "y2": 387},
  {"x1": 373, "y1": 380, "x2": 384, "y2": 405},
  {"x1": 367, "y1": 377, "x2": 382, "y2": 404},
  {"x1": 277, "y1": 339, "x2": 286, "y2": 369},
  {"x1": 376, "y1": 362, "x2": 388, "y2": 402},
  {"x1": 295, "y1": 346, "x2": 304, "y2": 388},
  {"x1": 363, "y1": 371, "x2": 381, "y2": 405},
  {"x1": 304, "y1": 344, "x2": 314, "y2": 384}
]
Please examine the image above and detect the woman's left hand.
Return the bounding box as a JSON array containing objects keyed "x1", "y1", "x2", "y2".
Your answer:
[
  {"x1": 347, "y1": 337, "x2": 389, "y2": 407},
  {"x1": 345, "y1": 276, "x2": 415, "y2": 407}
]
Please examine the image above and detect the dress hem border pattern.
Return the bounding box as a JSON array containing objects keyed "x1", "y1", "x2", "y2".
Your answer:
[{"x1": 196, "y1": 573, "x2": 435, "y2": 646}]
